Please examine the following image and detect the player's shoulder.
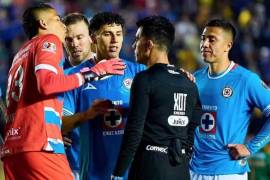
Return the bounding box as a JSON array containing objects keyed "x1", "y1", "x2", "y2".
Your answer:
[
  {"x1": 33, "y1": 34, "x2": 62, "y2": 53},
  {"x1": 232, "y1": 63, "x2": 259, "y2": 81},
  {"x1": 37, "y1": 34, "x2": 61, "y2": 42},
  {"x1": 193, "y1": 66, "x2": 208, "y2": 78},
  {"x1": 64, "y1": 60, "x2": 93, "y2": 75}
]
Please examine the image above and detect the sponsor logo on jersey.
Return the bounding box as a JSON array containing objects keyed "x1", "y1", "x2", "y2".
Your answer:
[
  {"x1": 146, "y1": 145, "x2": 168, "y2": 153},
  {"x1": 42, "y1": 41, "x2": 56, "y2": 53},
  {"x1": 200, "y1": 112, "x2": 216, "y2": 134},
  {"x1": 173, "y1": 93, "x2": 187, "y2": 117},
  {"x1": 123, "y1": 78, "x2": 133, "y2": 89},
  {"x1": 82, "y1": 83, "x2": 97, "y2": 90},
  {"x1": 104, "y1": 109, "x2": 122, "y2": 128},
  {"x1": 5, "y1": 127, "x2": 21, "y2": 140},
  {"x1": 102, "y1": 107, "x2": 125, "y2": 135},
  {"x1": 222, "y1": 87, "x2": 233, "y2": 98},
  {"x1": 168, "y1": 115, "x2": 189, "y2": 126}
]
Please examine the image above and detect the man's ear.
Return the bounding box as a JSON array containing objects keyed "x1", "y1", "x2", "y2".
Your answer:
[
  {"x1": 38, "y1": 19, "x2": 47, "y2": 30},
  {"x1": 146, "y1": 40, "x2": 154, "y2": 51},
  {"x1": 224, "y1": 41, "x2": 233, "y2": 52}
]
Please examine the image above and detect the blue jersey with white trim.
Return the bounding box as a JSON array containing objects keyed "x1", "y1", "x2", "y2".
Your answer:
[
  {"x1": 63, "y1": 59, "x2": 146, "y2": 180},
  {"x1": 190, "y1": 61, "x2": 270, "y2": 175}
]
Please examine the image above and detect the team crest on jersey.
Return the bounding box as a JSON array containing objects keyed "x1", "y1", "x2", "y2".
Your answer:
[
  {"x1": 222, "y1": 87, "x2": 233, "y2": 98},
  {"x1": 238, "y1": 159, "x2": 247, "y2": 166},
  {"x1": 200, "y1": 112, "x2": 216, "y2": 134},
  {"x1": 123, "y1": 78, "x2": 133, "y2": 89},
  {"x1": 102, "y1": 108, "x2": 125, "y2": 129},
  {"x1": 42, "y1": 41, "x2": 56, "y2": 53}
]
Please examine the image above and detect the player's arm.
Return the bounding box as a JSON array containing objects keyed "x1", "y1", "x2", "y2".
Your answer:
[
  {"x1": 229, "y1": 74, "x2": 270, "y2": 159},
  {"x1": 187, "y1": 89, "x2": 202, "y2": 158},
  {"x1": 62, "y1": 100, "x2": 112, "y2": 133},
  {"x1": 36, "y1": 70, "x2": 84, "y2": 95},
  {"x1": 113, "y1": 73, "x2": 150, "y2": 177},
  {"x1": 34, "y1": 35, "x2": 84, "y2": 95},
  {"x1": 35, "y1": 35, "x2": 126, "y2": 95}
]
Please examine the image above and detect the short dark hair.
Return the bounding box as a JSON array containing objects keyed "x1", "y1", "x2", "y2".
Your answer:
[
  {"x1": 205, "y1": 19, "x2": 237, "y2": 42},
  {"x1": 23, "y1": 3, "x2": 54, "y2": 39},
  {"x1": 136, "y1": 16, "x2": 175, "y2": 52},
  {"x1": 63, "y1": 13, "x2": 90, "y2": 34},
  {"x1": 89, "y1": 12, "x2": 125, "y2": 35}
]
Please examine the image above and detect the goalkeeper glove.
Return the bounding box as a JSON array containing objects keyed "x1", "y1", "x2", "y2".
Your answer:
[{"x1": 80, "y1": 58, "x2": 126, "y2": 82}]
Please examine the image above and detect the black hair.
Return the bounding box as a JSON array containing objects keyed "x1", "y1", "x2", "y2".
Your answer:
[
  {"x1": 136, "y1": 15, "x2": 175, "y2": 52},
  {"x1": 22, "y1": 3, "x2": 54, "y2": 39},
  {"x1": 63, "y1": 13, "x2": 90, "y2": 34},
  {"x1": 89, "y1": 12, "x2": 125, "y2": 35},
  {"x1": 205, "y1": 19, "x2": 237, "y2": 42}
]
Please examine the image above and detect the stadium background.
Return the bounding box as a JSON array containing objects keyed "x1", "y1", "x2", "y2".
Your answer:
[{"x1": 0, "y1": 0, "x2": 270, "y2": 179}]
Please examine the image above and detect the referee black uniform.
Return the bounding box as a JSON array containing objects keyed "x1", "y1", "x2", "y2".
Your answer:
[{"x1": 113, "y1": 63, "x2": 202, "y2": 180}]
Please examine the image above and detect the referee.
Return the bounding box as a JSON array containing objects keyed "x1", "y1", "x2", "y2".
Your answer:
[{"x1": 112, "y1": 16, "x2": 202, "y2": 180}]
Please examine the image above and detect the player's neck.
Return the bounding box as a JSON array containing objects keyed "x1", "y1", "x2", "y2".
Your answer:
[
  {"x1": 96, "y1": 54, "x2": 119, "y2": 63},
  {"x1": 209, "y1": 58, "x2": 231, "y2": 75},
  {"x1": 69, "y1": 52, "x2": 93, "y2": 66},
  {"x1": 148, "y1": 49, "x2": 169, "y2": 67}
]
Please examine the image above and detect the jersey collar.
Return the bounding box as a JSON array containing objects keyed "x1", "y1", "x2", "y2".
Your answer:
[{"x1": 207, "y1": 61, "x2": 235, "y2": 79}]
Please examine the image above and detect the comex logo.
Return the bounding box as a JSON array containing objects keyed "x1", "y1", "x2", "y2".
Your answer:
[{"x1": 146, "y1": 145, "x2": 168, "y2": 153}]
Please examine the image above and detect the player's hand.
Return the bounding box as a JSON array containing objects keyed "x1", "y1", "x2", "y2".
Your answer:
[
  {"x1": 83, "y1": 100, "x2": 114, "y2": 120},
  {"x1": 63, "y1": 135, "x2": 72, "y2": 148},
  {"x1": 80, "y1": 59, "x2": 126, "y2": 82},
  {"x1": 91, "y1": 58, "x2": 126, "y2": 76},
  {"x1": 180, "y1": 68, "x2": 196, "y2": 83},
  {"x1": 227, "y1": 144, "x2": 251, "y2": 160}
]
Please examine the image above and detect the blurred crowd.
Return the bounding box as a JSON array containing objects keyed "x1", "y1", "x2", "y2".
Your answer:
[
  {"x1": 1, "y1": 0, "x2": 270, "y2": 90},
  {"x1": 0, "y1": 0, "x2": 270, "y2": 179}
]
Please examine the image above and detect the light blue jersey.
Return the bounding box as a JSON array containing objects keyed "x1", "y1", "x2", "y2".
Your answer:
[
  {"x1": 190, "y1": 61, "x2": 270, "y2": 175},
  {"x1": 63, "y1": 59, "x2": 81, "y2": 173},
  {"x1": 63, "y1": 59, "x2": 146, "y2": 180}
]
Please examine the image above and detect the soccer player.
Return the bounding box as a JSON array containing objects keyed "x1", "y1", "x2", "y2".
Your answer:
[
  {"x1": 112, "y1": 15, "x2": 201, "y2": 180},
  {"x1": 62, "y1": 12, "x2": 146, "y2": 180},
  {"x1": 1, "y1": 4, "x2": 124, "y2": 179},
  {"x1": 62, "y1": 12, "x2": 95, "y2": 180},
  {"x1": 189, "y1": 19, "x2": 270, "y2": 180}
]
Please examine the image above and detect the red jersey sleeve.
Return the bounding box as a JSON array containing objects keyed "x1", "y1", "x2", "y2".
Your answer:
[{"x1": 33, "y1": 34, "x2": 84, "y2": 95}]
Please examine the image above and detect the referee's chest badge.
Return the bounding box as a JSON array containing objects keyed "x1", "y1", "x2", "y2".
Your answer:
[
  {"x1": 222, "y1": 87, "x2": 233, "y2": 98},
  {"x1": 123, "y1": 78, "x2": 133, "y2": 89}
]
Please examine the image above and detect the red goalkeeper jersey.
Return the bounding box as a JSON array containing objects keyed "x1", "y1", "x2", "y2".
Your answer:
[{"x1": 1, "y1": 34, "x2": 83, "y2": 157}]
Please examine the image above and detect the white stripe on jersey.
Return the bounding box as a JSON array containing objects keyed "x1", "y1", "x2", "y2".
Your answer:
[
  {"x1": 44, "y1": 106, "x2": 60, "y2": 117},
  {"x1": 35, "y1": 64, "x2": 58, "y2": 74},
  {"x1": 63, "y1": 108, "x2": 74, "y2": 116},
  {"x1": 47, "y1": 138, "x2": 64, "y2": 145}
]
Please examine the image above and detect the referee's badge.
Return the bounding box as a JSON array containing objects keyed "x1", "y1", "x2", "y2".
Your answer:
[{"x1": 222, "y1": 87, "x2": 233, "y2": 98}]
